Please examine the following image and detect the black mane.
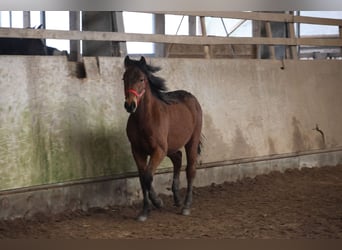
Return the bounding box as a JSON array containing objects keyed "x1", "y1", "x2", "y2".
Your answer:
[{"x1": 124, "y1": 56, "x2": 177, "y2": 104}]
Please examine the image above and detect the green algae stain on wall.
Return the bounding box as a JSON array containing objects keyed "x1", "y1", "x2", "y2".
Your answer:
[
  {"x1": 0, "y1": 57, "x2": 37, "y2": 190},
  {"x1": 26, "y1": 78, "x2": 137, "y2": 187},
  {"x1": 0, "y1": 105, "x2": 36, "y2": 190},
  {"x1": 0, "y1": 57, "x2": 140, "y2": 191},
  {"x1": 1, "y1": 57, "x2": 178, "y2": 191}
]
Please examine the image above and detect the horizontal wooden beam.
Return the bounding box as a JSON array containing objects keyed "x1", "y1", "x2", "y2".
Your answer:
[
  {"x1": 1, "y1": 28, "x2": 342, "y2": 47},
  {"x1": 152, "y1": 11, "x2": 342, "y2": 26}
]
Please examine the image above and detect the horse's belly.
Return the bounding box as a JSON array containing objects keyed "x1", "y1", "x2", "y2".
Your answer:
[
  {"x1": 167, "y1": 101, "x2": 199, "y2": 152},
  {"x1": 167, "y1": 120, "x2": 194, "y2": 152}
]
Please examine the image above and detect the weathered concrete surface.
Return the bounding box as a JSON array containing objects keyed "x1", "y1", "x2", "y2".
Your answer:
[
  {"x1": 0, "y1": 149, "x2": 341, "y2": 220},
  {"x1": 0, "y1": 56, "x2": 136, "y2": 191},
  {"x1": 0, "y1": 56, "x2": 342, "y2": 219}
]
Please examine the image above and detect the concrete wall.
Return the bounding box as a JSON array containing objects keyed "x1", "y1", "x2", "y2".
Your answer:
[
  {"x1": 1, "y1": 56, "x2": 342, "y2": 218},
  {"x1": 0, "y1": 56, "x2": 136, "y2": 191}
]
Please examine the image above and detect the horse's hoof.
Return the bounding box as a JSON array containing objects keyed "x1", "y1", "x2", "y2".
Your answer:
[
  {"x1": 157, "y1": 199, "x2": 164, "y2": 208},
  {"x1": 181, "y1": 208, "x2": 191, "y2": 216},
  {"x1": 137, "y1": 214, "x2": 148, "y2": 222},
  {"x1": 152, "y1": 198, "x2": 164, "y2": 209},
  {"x1": 174, "y1": 202, "x2": 181, "y2": 207}
]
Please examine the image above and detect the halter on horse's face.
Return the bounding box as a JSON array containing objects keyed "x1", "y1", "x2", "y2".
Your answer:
[{"x1": 123, "y1": 62, "x2": 147, "y2": 113}]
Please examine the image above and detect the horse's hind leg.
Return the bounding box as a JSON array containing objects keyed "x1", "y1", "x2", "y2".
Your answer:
[
  {"x1": 182, "y1": 139, "x2": 200, "y2": 216},
  {"x1": 168, "y1": 150, "x2": 182, "y2": 207}
]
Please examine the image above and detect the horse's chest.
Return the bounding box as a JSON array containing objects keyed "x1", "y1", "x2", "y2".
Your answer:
[{"x1": 127, "y1": 125, "x2": 162, "y2": 153}]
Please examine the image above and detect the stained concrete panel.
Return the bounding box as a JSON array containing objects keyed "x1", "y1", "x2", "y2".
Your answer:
[{"x1": 0, "y1": 56, "x2": 342, "y2": 197}]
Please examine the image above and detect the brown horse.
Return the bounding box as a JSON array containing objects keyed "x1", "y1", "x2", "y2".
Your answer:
[{"x1": 123, "y1": 56, "x2": 203, "y2": 221}]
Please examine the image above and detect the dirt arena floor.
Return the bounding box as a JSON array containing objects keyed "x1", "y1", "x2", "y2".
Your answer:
[{"x1": 1, "y1": 165, "x2": 342, "y2": 239}]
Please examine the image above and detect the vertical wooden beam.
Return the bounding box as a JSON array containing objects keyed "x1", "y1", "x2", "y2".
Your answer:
[
  {"x1": 23, "y1": 11, "x2": 31, "y2": 28},
  {"x1": 339, "y1": 25, "x2": 342, "y2": 57},
  {"x1": 287, "y1": 22, "x2": 298, "y2": 59},
  {"x1": 69, "y1": 11, "x2": 81, "y2": 61},
  {"x1": 40, "y1": 11, "x2": 46, "y2": 45},
  {"x1": 40, "y1": 11, "x2": 46, "y2": 27},
  {"x1": 189, "y1": 15, "x2": 196, "y2": 36},
  {"x1": 111, "y1": 11, "x2": 127, "y2": 56},
  {"x1": 9, "y1": 11, "x2": 13, "y2": 27},
  {"x1": 154, "y1": 14, "x2": 165, "y2": 57},
  {"x1": 200, "y1": 16, "x2": 210, "y2": 59},
  {"x1": 252, "y1": 20, "x2": 262, "y2": 59},
  {"x1": 297, "y1": 11, "x2": 301, "y2": 58},
  {"x1": 265, "y1": 21, "x2": 275, "y2": 59}
]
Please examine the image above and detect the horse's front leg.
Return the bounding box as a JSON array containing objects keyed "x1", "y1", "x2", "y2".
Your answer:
[
  {"x1": 132, "y1": 149, "x2": 150, "y2": 221},
  {"x1": 133, "y1": 147, "x2": 165, "y2": 221},
  {"x1": 145, "y1": 147, "x2": 166, "y2": 209},
  {"x1": 137, "y1": 172, "x2": 150, "y2": 222}
]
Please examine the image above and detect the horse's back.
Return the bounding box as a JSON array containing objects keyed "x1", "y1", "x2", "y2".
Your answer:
[
  {"x1": 165, "y1": 90, "x2": 201, "y2": 109},
  {"x1": 164, "y1": 90, "x2": 193, "y2": 101}
]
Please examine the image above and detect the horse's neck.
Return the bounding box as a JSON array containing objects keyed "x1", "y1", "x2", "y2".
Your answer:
[{"x1": 135, "y1": 88, "x2": 159, "y2": 123}]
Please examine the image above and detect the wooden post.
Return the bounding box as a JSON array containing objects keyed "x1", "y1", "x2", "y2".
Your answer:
[
  {"x1": 40, "y1": 11, "x2": 46, "y2": 46},
  {"x1": 200, "y1": 16, "x2": 210, "y2": 59},
  {"x1": 111, "y1": 11, "x2": 127, "y2": 56},
  {"x1": 154, "y1": 14, "x2": 165, "y2": 57},
  {"x1": 23, "y1": 11, "x2": 31, "y2": 28},
  {"x1": 252, "y1": 20, "x2": 262, "y2": 59},
  {"x1": 69, "y1": 11, "x2": 81, "y2": 61},
  {"x1": 265, "y1": 21, "x2": 275, "y2": 59},
  {"x1": 287, "y1": 22, "x2": 298, "y2": 59},
  {"x1": 40, "y1": 11, "x2": 46, "y2": 27},
  {"x1": 189, "y1": 16, "x2": 196, "y2": 36},
  {"x1": 340, "y1": 25, "x2": 342, "y2": 57}
]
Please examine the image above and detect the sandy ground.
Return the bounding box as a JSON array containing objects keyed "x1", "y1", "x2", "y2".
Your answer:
[{"x1": 1, "y1": 165, "x2": 342, "y2": 239}]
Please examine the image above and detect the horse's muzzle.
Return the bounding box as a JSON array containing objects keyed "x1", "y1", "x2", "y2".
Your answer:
[{"x1": 124, "y1": 101, "x2": 137, "y2": 113}]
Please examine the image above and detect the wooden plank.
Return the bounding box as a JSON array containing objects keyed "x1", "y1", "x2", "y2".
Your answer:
[
  {"x1": 287, "y1": 22, "x2": 298, "y2": 59},
  {"x1": 0, "y1": 28, "x2": 341, "y2": 47},
  {"x1": 298, "y1": 38, "x2": 342, "y2": 47},
  {"x1": 200, "y1": 16, "x2": 210, "y2": 59},
  {"x1": 154, "y1": 11, "x2": 292, "y2": 23},
  {"x1": 69, "y1": 11, "x2": 81, "y2": 62},
  {"x1": 23, "y1": 11, "x2": 30, "y2": 28},
  {"x1": 293, "y1": 15, "x2": 342, "y2": 26},
  {"x1": 154, "y1": 14, "x2": 165, "y2": 57},
  {"x1": 265, "y1": 21, "x2": 275, "y2": 59},
  {"x1": 153, "y1": 11, "x2": 342, "y2": 26}
]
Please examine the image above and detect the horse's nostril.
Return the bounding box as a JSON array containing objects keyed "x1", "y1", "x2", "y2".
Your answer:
[
  {"x1": 131, "y1": 102, "x2": 136, "y2": 111},
  {"x1": 124, "y1": 101, "x2": 136, "y2": 113}
]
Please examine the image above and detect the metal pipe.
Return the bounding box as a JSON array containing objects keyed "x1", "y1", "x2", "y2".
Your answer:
[{"x1": 1, "y1": 147, "x2": 341, "y2": 196}]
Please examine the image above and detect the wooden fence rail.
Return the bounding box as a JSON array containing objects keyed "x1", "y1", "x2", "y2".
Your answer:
[
  {"x1": 0, "y1": 11, "x2": 341, "y2": 59},
  {"x1": 154, "y1": 11, "x2": 342, "y2": 26},
  {"x1": 0, "y1": 27, "x2": 341, "y2": 47}
]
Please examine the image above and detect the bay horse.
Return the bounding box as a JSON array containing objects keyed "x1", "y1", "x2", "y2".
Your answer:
[{"x1": 123, "y1": 56, "x2": 203, "y2": 221}]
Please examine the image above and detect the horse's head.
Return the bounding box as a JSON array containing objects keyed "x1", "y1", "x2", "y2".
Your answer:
[{"x1": 123, "y1": 56, "x2": 148, "y2": 113}]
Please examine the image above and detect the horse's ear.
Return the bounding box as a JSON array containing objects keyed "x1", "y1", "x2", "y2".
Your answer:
[
  {"x1": 140, "y1": 56, "x2": 146, "y2": 65},
  {"x1": 124, "y1": 56, "x2": 131, "y2": 69}
]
